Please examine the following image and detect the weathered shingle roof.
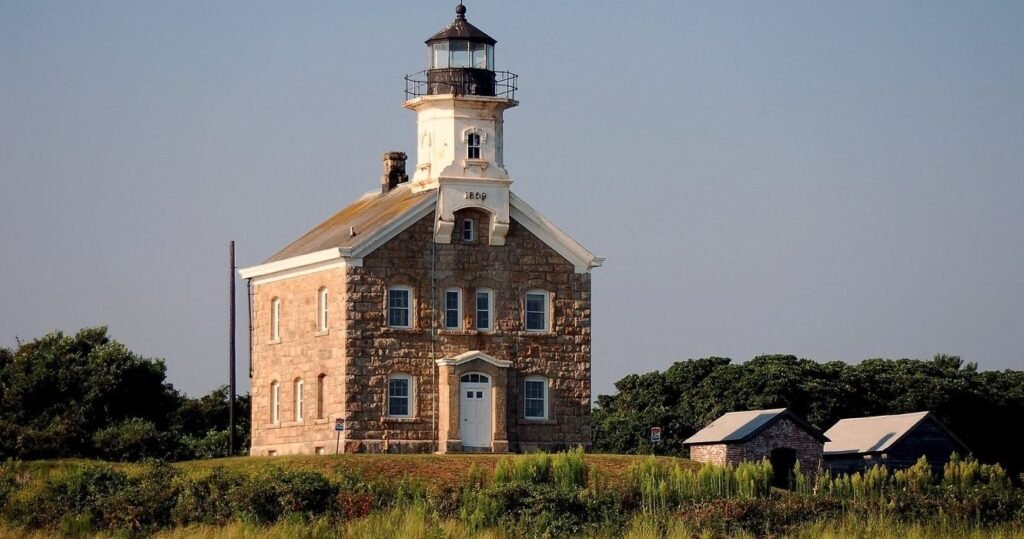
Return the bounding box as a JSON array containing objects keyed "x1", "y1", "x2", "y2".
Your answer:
[
  {"x1": 264, "y1": 184, "x2": 434, "y2": 264},
  {"x1": 823, "y1": 411, "x2": 935, "y2": 455},
  {"x1": 684, "y1": 408, "x2": 827, "y2": 445}
]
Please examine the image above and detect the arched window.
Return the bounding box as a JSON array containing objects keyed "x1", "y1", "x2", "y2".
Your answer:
[
  {"x1": 270, "y1": 380, "x2": 280, "y2": 424},
  {"x1": 317, "y1": 287, "x2": 329, "y2": 332},
  {"x1": 387, "y1": 373, "x2": 413, "y2": 418},
  {"x1": 467, "y1": 132, "x2": 481, "y2": 159},
  {"x1": 270, "y1": 297, "x2": 281, "y2": 340},
  {"x1": 476, "y1": 288, "x2": 493, "y2": 332},
  {"x1": 525, "y1": 290, "x2": 550, "y2": 332},
  {"x1": 316, "y1": 373, "x2": 326, "y2": 420},
  {"x1": 444, "y1": 288, "x2": 462, "y2": 330},
  {"x1": 524, "y1": 376, "x2": 548, "y2": 420},
  {"x1": 294, "y1": 378, "x2": 304, "y2": 421},
  {"x1": 387, "y1": 285, "x2": 413, "y2": 328}
]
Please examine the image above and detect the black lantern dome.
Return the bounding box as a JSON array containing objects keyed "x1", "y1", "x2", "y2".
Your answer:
[{"x1": 423, "y1": 4, "x2": 498, "y2": 97}]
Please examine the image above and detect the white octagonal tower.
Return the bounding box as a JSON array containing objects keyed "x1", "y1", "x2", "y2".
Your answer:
[{"x1": 404, "y1": 4, "x2": 518, "y2": 245}]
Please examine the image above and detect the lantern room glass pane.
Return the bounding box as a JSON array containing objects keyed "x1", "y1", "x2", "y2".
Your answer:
[
  {"x1": 472, "y1": 43, "x2": 488, "y2": 69},
  {"x1": 449, "y1": 40, "x2": 471, "y2": 67},
  {"x1": 487, "y1": 45, "x2": 494, "y2": 70},
  {"x1": 431, "y1": 43, "x2": 449, "y2": 68}
]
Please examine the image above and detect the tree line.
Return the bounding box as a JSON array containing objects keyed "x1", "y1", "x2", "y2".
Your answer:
[
  {"x1": 592, "y1": 354, "x2": 1024, "y2": 479},
  {"x1": 0, "y1": 327, "x2": 249, "y2": 461}
]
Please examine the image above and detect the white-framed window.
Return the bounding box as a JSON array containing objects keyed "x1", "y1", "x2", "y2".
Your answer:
[
  {"x1": 294, "y1": 378, "x2": 304, "y2": 421},
  {"x1": 467, "y1": 132, "x2": 481, "y2": 159},
  {"x1": 317, "y1": 287, "x2": 329, "y2": 332},
  {"x1": 524, "y1": 376, "x2": 548, "y2": 419},
  {"x1": 316, "y1": 373, "x2": 326, "y2": 420},
  {"x1": 387, "y1": 286, "x2": 413, "y2": 328},
  {"x1": 270, "y1": 380, "x2": 280, "y2": 424},
  {"x1": 476, "y1": 288, "x2": 493, "y2": 332},
  {"x1": 388, "y1": 374, "x2": 413, "y2": 418},
  {"x1": 525, "y1": 290, "x2": 550, "y2": 332},
  {"x1": 444, "y1": 288, "x2": 462, "y2": 330},
  {"x1": 462, "y1": 219, "x2": 475, "y2": 242},
  {"x1": 270, "y1": 297, "x2": 281, "y2": 340}
]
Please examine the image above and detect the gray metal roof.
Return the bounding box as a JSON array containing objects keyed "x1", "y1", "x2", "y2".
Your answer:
[
  {"x1": 684, "y1": 408, "x2": 788, "y2": 445},
  {"x1": 823, "y1": 411, "x2": 931, "y2": 455}
]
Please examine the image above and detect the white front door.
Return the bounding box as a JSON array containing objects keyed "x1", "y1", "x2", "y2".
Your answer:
[{"x1": 459, "y1": 373, "x2": 492, "y2": 448}]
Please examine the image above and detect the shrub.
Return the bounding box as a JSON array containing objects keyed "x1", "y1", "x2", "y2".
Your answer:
[
  {"x1": 230, "y1": 467, "x2": 338, "y2": 524},
  {"x1": 4, "y1": 462, "x2": 128, "y2": 529},
  {"x1": 92, "y1": 419, "x2": 166, "y2": 461},
  {"x1": 171, "y1": 466, "x2": 245, "y2": 526}
]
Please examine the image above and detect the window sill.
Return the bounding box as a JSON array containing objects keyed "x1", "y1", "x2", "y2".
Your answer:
[
  {"x1": 315, "y1": 330, "x2": 330, "y2": 337},
  {"x1": 439, "y1": 329, "x2": 495, "y2": 336},
  {"x1": 381, "y1": 327, "x2": 423, "y2": 334},
  {"x1": 518, "y1": 418, "x2": 557, "y2": 426},
  {"x1": 382, "y1": 417, "x2": 421, "y2": 424},
  {"x1": 268, "y1": 339, "x2": 282, "y2": 345},
  {"x1": 517, "y1": 331, "x2": 556, "y2": 337},
  {"x1": 314, "y1": 419, "x2": 329, "y2": 425}
]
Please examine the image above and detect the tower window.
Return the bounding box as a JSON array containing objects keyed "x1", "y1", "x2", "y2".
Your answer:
[
  {"x1": 467, "y1": 133, "x2": 481, "y2": 159},
  {"x1": 463, "y1": 219, "x2": 475, "y2": 242},
  {"x1": 445, "y1": 288, "x2": 462, "y2": 330}
]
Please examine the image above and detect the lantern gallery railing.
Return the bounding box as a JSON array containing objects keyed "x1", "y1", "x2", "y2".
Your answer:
[{"x1": 405, "y1": 69, "x2": 518, "y2": 100}]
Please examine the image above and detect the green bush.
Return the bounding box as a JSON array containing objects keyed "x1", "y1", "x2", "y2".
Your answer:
[
  {"x1": 92, "y1": 418, "x2": 167, "y2": 461},
  {"x1": 229, "y1": 467, "x2": 338, "y2": 524},
  {"x1": 4, "y1": 462, "x2": 128, "y2": 530},
  {"x1": 171, "y1": 466, "x2": 245, "y2": 526}
]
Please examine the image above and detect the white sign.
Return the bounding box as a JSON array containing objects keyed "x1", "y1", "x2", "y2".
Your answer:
[
  {"x1": 334, "y1": 418, "x2": 345, "y2": 432},
  {"x1": 650, "y1": 426, "x2": 662, "y2": 443}
]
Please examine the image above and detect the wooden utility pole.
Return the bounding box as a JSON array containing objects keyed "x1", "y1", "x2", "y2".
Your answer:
[{"x1": 229, "y1": 241, "x2": 237, "y2": 456}]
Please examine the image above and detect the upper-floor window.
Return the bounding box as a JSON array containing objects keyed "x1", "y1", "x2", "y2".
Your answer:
[
  {"x1": 294, "y1": 378, "x2": 304, "y2": 421},
  {"x1": 270, "y1": 380, "x2": 280, "y2": 424},
  {"x1": 467, "y1": 133, "x2": 481, "y2": 159},
  {"x1": 270, "y1": 297, "x2": 281, "y2": 340},
  {"x1": 524, "y1": 376, "x2": 548, "y2": 420},
  {"x1": 463, "y1": 218, "x2": 476, "y2": 242},
  {"x1": 388, "y1": 374, "x2": 413, "y2": 418},
  {"x1": 388, "y1": 286, "x2": 412, "y2": 328},
  {"x1": 317, "y1": 287, "x2": 328, "y2": 332},
  {"x1": 445, "y1": 288, "x2": 462, "y2": 330},
  {"x1": 476, "y1": 289, "x2": 493, "y2": 332},
  {"x1": 525, "y1": 290, "x2": 550, "y2": 332}
]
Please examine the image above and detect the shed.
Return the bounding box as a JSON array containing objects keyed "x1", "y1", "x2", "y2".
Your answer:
[
  {"x1": 823, "y1": 411, "x2": 969, "y2": 475},
  {"x1": 683, "y1": 408, "x2": 828, "y2": 487}
]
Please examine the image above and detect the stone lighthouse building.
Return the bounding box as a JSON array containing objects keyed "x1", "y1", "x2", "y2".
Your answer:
[{"x1": 239, "y1": 5, "x2": 603, "y2": 455}]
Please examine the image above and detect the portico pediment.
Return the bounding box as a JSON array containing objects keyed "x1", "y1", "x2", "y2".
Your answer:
[{"x1": 434, "y1": 350, "x2": 512, "y2": 368}]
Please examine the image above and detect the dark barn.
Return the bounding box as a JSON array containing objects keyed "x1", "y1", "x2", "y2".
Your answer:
[{"x1": 823, "y1": 411, "x2": 969, "y2": 475}]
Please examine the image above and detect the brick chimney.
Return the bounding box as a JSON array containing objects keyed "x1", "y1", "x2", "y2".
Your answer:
[{"x1": 381, "y1": 151, "x2": 409, "y2": 193}]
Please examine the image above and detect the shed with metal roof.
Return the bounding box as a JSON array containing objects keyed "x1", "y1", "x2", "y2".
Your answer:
[
  {"x1": 823, "y1": 411, "x2": 969, "y2": 475},
  {"x1": 683, "y1": 408, "x2": 828, "y2": 487}
]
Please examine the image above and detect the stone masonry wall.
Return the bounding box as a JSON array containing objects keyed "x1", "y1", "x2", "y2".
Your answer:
[
  {"x1": 250, "y1": 269, "x2": 347, "y2": 455},
  {"x1": 738, "y1": 418, "x2": 824, "y2": 477},
  {"x1": 343, "y1": 209, "x2": 592, "y2": 453}
]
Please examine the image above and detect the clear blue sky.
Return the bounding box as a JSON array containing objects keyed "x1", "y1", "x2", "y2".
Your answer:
[{"x1": 2, "y1": 1, "x2": 1022, "y2": 397}]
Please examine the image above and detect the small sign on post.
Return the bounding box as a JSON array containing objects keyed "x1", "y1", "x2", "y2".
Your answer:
[
  {"x1": 335, "y1": 418, "x2": 345, "y2": 455},
  {"x1": 650, "y1": 426, "x2": 662, "y2": 456}
]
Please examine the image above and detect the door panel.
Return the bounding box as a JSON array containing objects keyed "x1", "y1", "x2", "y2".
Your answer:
[{"x1": 460, "y1": 381, "x2": 492, "y2": 447}]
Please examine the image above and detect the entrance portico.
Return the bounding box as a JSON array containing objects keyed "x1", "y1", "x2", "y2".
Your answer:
[{"x1": 435, "y1": 350, "x2": 511, "y2": 453}]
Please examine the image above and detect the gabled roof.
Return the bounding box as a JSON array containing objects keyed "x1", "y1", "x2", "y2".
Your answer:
[
  {"x1": 684, "y1": 408, "x2": 828, "y2": 445},
  {"x1": 823, "y1": 411, "x2": 965, "y2": 455},
  {"x1": 264, "y1": 185, "x2": 435, "y2": 264},
  {"x1": 239, "y1": 183, "x2": 602, "y2": 281}
]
